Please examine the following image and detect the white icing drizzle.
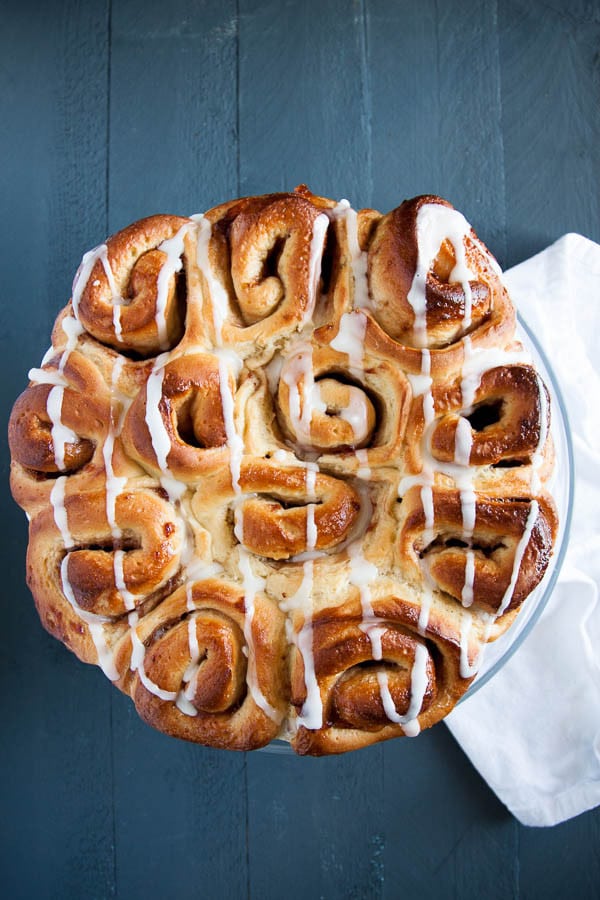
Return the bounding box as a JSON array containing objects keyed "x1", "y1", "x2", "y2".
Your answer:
[
  {"x1": 496, "y1": 500, "x2": 539, "y2": 618},
  {"x1": 306, "y1": 503, "x2": 318, "y2": 552},
  {"x1": 280, "y1": 480, "x2": 324, "y2": 729},
  {"x1": 145, "y1": 353, "x2": 172, "y2": 472},
  {"x1": 454, "y1": 415, "x2": 473, "y2": 467},
  {"x1": 60, "y1": 556, "x2": 119, "y2": 681},
  {"x1": 305, "y1": 461, "x2": 318, "y2": 500},
  {"x1": 420, "y1": 485, "x2": 435, "y2": 549},
  {"x1": 281, "y1": 559, "x2": 322, "y2": 730},
  {"x1": 407, "y1": 204, "x2": 475, "y2": 346},
  {"x1": 50, "y1": 477, "x2": 73, "y2": 548},
  {"x1": 333, "y1": 199, "x2": 371, "y2": 309},
  {"x1": 348, "y1": 540, "x2": 378, "y2": 620},
  {"x1": 47, "y1": 387, "x2": 77, "y2": 470},
  {"x1": 237, "y1": 547, "x2": 279, "y2": 721},
  {"x1": 459, "y1": 500, "x2": 540, "y2": 675},
  {"x1": 42, "y1": 316, "x2": 85, "y2": 470},
  {"x1": 280, "y1": 344, "x2": 326, "y2": 446},
  {"x1": 362, "y1": 623, "x2": 386, "y2": 661},
  {"x1": 459, "y1": 611, "x2": 495, "y2": 679},
  {"x1": 193, "y1": 214, "x2": 230, "y2": 346},
  {"x1": 460, "y1": 487, "x2": 476, "y2": 539},
  {"x1": 71, "y1": 244, "x2": 109, "y2": 318},
  {"x1": 216, "y1": 349, "x2": 244, "y2": 494},
  {"x1": 330, "y1": 311, "x2": 367, "y2": 375},
  {"x1": 130, "y1": 629, "x2": 178, "y2": 701},
  {"x1": 175, "y1": 602, "x2": 202, "y2": 717},
  {"x1": 305, "y1": 214, "x2": 329, "y2": 325},
  {"x1": 27, "y1": 368, "x2": 67, "y2": 387},
  {"x1": 155, "y1": 223, "x2": 192, "y2": 350},
  {"x1": 461, "y1": 550, "x2": 475, "y2": 608},
  {"x1": 459, "y1": 610, "x2": 479, "y2": 678},
  {"x1": 329, "y1": 311, "x2": 370, "y2": 474},
  {"x1": 72, "y1": 243, "x2": 126, "y2": 342},
  {"x1": 377, "y1": 643, "x2": 429, "y2": 736},
  {"x1": 354, "y1": 448, "x2": 371, "y2": 479},
  {"x1": 113, "y1": 550, "x2": 136, "y2": 612},
  {"x1": 99, "y1": 246, "x2": 120, "y2": 299},
  {"x1": 338, "y1": 387, "x2": 369, "y2": 440},
  {"x1": 104, "y1": 356, "x2": 128, "y2": 534}
]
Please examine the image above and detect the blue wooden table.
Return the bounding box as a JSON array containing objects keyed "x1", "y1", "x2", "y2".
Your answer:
[{"x1": 1, "y1": 1, "x2": 599, "y2": 897}]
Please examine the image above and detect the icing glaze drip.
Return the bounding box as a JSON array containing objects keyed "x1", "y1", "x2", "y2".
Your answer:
[
  {"x1": 193, "y1": 214, "x2": 230, "y2": 345},
  {"x1": 50, "y1": 477, "x2": 73, "y2": 548},
  {"x1": 497, "y1": 501, "x2": 539, "y2": 617},
  {"x1": 130, "y1": 629, "x2": 178, "y2": 701},
  {"x1": 145, "y1": 353, "x2": 172, "y2": 474},
  {"x1": 280, "y1": 344, "x2": 326, "y2": 447},
  {"x1": 305, "y1": 214, "x2": 329, "y2": 325},
  {"x1": 334, "y1": 199, "x2": 371, "y2": 309},
  {"x1": 71, "y1": 244, "x2": 109, "y2": 319},
  {"x1": 238, "y1": 547, "x2": 279, "y2": 721},
  {"x1": 330, "y1": 311, "x2": 367, "y2": 375},
  {"x1": 377, "y1": 642, "x2": 429, "y2": 736},
  {"x1": 407, "y1": 204, "x2": 475, "y2": 346},
  {"x1": 216, "y1": 349, "x2": 244, "y2": 494},
  {"x1": 60, "y1": 556, "x2": 119, "y2": 681},
  {"x1": 155, "y1": 223, "x2": 192, "y2": 350}
]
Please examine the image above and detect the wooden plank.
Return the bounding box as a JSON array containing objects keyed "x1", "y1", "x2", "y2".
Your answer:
[
  {"x1": 518, "y1": 813, "x2": 600, "y2": 898},
  {"x1": 111, "y1": 694, "x2": 248, "y2": 899},
  {"x1": 238, "y1": 0, "x2": 374, "y2": 206},
  {"x1": 499, "y1": 0, "x2": 600, "y2": 265},
  {"x1": 368, "y1": 0, "x2": 507, "y2": 258},
  {"x1": 239, "y1": 2, "x2": 385, "y2": 896},
  {"x1": 109, "y1": 0, "x2": 239, "y2": 227},
  {"x1": 0, "y1": 1, "x2": 114, "y2": 897},
  {"x1": 367, "y1": 0, "x2": 517, "y2": 893},
  {"x1": 499, "y1": 1, "x2": 600, "y2": 884},
  {"x1": 247, "y1": 747, "x2": 385, "y2": 898},
  {"x1": 382, "y1": 727, "x2": 518, "y2": 899},
  {"x1": 107, "y1": 4, "x2": 248, "y2": 898}
]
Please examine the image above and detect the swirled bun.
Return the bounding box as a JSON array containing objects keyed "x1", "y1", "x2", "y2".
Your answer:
[{"x1": 8, "y1": 188, "x2": 557, "y2": 754}]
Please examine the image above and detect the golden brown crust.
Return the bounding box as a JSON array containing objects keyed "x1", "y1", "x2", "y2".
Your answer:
[
  {"x1": 8, "y1": 188, "x2": 559, "y2": 755},
  {"x1": 398, "y1": 487, "x2": 558, "y2": 616},
  {"x1": 73, "y1": 215, "x2": 192, "y2": 356},
  {"x1": 113, "y1": 580, "x2": 288, "y2": 750}
]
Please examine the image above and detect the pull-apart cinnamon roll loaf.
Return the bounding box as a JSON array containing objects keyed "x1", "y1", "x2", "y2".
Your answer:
[{"x1": 9, "y1": 187, "x2": 558, "y2": 755}]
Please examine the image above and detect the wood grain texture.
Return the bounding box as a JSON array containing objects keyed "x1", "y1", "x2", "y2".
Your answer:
[
  {"x1": 0, "y1": 2, "x2": 114, "y2": 898},
  {"x1": 238, "y1": 0, "x2": 373, "y2": 205},
  {"x1": 499, "y1": 0, "x2": 600, "y2": 266},
  {"x1": 247, "y1": 749, "x2": 386, "y2": 899},
  {"x1": 368, "y1": 0, "x2": 507, "y2": 257},
  {"x1": 107, "y1": 4, "x2": 249, "y2": 898},
  {"x1": 110, "y1": 696, "x2": 247, "y2": 899},
  {"x1": 382, "y1": 728, "x2": 518, "y2": 899},
  {"x1": 109, "y1": 0, "x2": 239, "y2": 226},
  {"x1": 1, "y1": 1, "x2": 600, "y2": 898},
  {"x1": 239, "y1": 7, "x2": 385, "y2": 896}
]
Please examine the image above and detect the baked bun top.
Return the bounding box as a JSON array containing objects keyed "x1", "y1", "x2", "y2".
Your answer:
[{"x1": 8, "y1": 188, "x2": 557, "y2": 755}]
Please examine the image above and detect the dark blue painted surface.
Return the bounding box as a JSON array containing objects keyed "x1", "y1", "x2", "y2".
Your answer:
[{"x1": 1, "y1": 1, "x2": 599, "y2": 897}]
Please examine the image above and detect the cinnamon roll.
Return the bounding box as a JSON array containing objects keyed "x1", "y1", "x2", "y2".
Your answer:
[{"x1": 8, "y1": 187, "x2": 559, "y2": 754}]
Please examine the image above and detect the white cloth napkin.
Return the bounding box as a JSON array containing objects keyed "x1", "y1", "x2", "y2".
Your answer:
[{"x1": 446, "y1": 233, "x2": 600, "y2": 827}]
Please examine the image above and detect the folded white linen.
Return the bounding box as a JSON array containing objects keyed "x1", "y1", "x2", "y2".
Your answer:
[{"x1": 446, "y1": 234, "x2": 600, "y2": 827}]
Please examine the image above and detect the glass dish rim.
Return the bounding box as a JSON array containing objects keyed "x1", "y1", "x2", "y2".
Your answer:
[
  {"x1": 456, "y1": 311, "x2": 575, "y2": 699},
  {"x1": 261, "y1": 312, "x2": 575, "y2": 752}
]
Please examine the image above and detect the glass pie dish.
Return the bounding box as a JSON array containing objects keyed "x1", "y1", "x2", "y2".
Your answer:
[{"x1": 262, "y1": 313, "x2": 574, "y2": 753}]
